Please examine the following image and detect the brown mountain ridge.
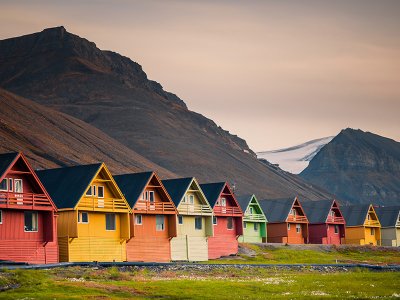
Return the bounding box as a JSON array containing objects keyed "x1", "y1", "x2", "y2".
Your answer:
[{"x1": 0, "y1": 26, "x2": 332, "y2": 200}]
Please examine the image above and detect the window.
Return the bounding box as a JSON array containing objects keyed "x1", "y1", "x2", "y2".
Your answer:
[
  {"x1": 106, "y1": 214, "x2": 116, "y2": 230},
  {"x1": 227, "y1": 217, "x2": 233, "y2": 230},
  {"x1": 14, "y1": 179, "x2": 23, "y2": 193},
  {"x1": 188, "y1": 194, "x2": 194, "y2": 204},
  {"x1": 287, "y1": 223, "x2": 291, "y2": 230},
  {"x1": 216, "y1": 199, "x2": 220, "y2": 206},
  {"x1": 78, "y1": 212, "x2": 89, "y2": 223},
  {"x1": 182, "y1": 195, "x2": 186, "y2": 203},
  {"x1": 148, "y1": 191, "x2": 155, "y2": 203},
  {"x1": 367, "y1": 214, "x2": 371, "y2": 220},
  {"x1": 93, "y1": 185, "x2": 97, "y2": 196},
  {"x1": 24, "y1": 211, "x2": 38, "y2": 232},
  {"x1": 0, "y1": 210, "x2": 2, "y2": 224},
  {"x1": 98, "y1": 186, "x2": 104, "y2": 198},
  {"x1": 213, "y1": 216, "x2": 217, "y2": 225},
  {"x1": 0, "y1": 179, "x2": 7, "y2": 191},
  {"x1": 178, "y1": 215, "x2": 183, "y2": 225},
  {"x1": 135, "y1": 214, "x2": 142, "y2": 225},
  {"x1": 296, "y1": 224, "x2": 301, "y2": 233},
  {"x1": 329, "y1": 210, "x2": 335, "y2": 217},
  {"x1": 156, "y1": 215, "x2": 165, "y2": 231},
  {"x1": 141, "y1": 192, "x2": 146, "y2": 200},
  {"x1": 334, "y1": 225, "x2": 339, "y2": 234},
  {"x1": 243, "y1": 222, "x2": 247, "y2": 229},
  {"x1": 249, "y1": 207, "x2": 254, "y2": 214},
  {"x1": 221, "y1": 198, "x2": 226, "y2": 207},
  {"x1": 370, "y1": 227, "x2": 375, "y2": 235},
  {"x1": 86, "y1": 186, "x2": 92, "y2": 196},
  {"x1": 8, "y1": 178, "x2": 13, "y2": 192},
  {"x1": 290, "y1": 208, "x2": 296, "y2": 216},
  {"x1": 254, "y1": 223, "x2": 259, "y2": 231},
  {"x1": 195, "y1": 217, "x2": 202, "y2": 230}
]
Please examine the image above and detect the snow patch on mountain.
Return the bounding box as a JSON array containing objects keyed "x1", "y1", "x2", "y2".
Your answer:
[{"x1": 257, "y1": 137, "x2": 334, "y2": 174}]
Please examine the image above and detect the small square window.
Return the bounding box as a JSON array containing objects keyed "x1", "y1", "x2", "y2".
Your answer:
[
  {"x1": 296, "y1": 224, "x2": 301, "y2": 233},
  {"x1": 227, "y1": 217, "x2": 233, "y2": 230},
  {"x1": 213, "y1": 216, "x2": 217, "y2": 225},
  {"x1": 78, "y1": 212, "x2": 89, "y2": 223},
  {"x1": 98, "y1": 186, "x2": 104, "y2": 198},
  {"x1": 195, "y1": 217, "x2": 202, "y2": 230},
  {"x1": 24, "y1": 211, "x2": 38, "y2": 232},
  {"x1": 106, "y1": 214, "x2": 116, "y2": 230},
  {"x1": 156, "y1": 215, "x2": 165, "y2": 231},
  {"x1": 135, "y1": 214, "x2": 142, "y2": 225},
  {"x1": 254, "y1": 223, "x2": 258, "y2": 231},
  {"x1": 178, "y1": 215, "x2": 183, "y2": 225},
  {"x1": 0, "y1": 179, "x2": 7, "y2": 191}
]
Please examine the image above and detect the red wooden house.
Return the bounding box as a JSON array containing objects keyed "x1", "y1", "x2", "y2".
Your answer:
[
  {"x1": 0, "y1": 152, "x2": 58, "y2": 264},
  {"x1": 302, "y1": 200, "x2": 346, "y2": 245},
  {"x1": 260, "y1": 197, "x2": 309, "y2": 244},
  {"x1": 114, "y1": 172, "x2": 177, "y2": 262},
  {"x1": 200, "y1": 182, "x2": 243, "y2": 259}
]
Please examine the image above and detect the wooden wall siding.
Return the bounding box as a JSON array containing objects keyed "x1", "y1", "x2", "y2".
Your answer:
[
  {"x1": 308, "y1": 224, "x2": 345, "y2": 245},
  {"x1": 134, "y1": 184, "x2": 175, "y2": 214},
  {"x1": 127, "y1": 214, "x2": 172, "y2": 262},
  {"x1": 380, "y1": 228, "x2": 400, "y2": 246},
  {"x1": 344, "y1": 227, "x2": 381, "y2": 245},
  {"x1": 208, "y1": 216, "x2": 239, "y2": 259},
  {"x1": 0, "y1": 210, "x2": 44, "y2": 240},
  {"x1": 238, "y1": 221, "x2": 266, "y2": 243},
  {"x1": 266, "y1": 222, "x2": 307, "y2": 244},
  {"x1": 0, "y1": 240, "x2": 58, "y2": 264},
  {"x1": 177, "y1": 191, "x2": 212, "y2": 216},
  {"x1": 171, "y1": 215, "x2": 210, "y2": 261},
  {"x1": 171, "y1": 236, "x2": 208, "y2": 261}
]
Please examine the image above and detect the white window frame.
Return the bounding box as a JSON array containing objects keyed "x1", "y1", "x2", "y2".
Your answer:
[
  {"x1": 329, "y1": 210, "x2": 335, "y2": 217},
  {"x1": 188, "y1": 194, "x2": 194, "y2": 205},
  {"x1": 287, "y1": 223, "x2": 291, "y2": 230},
  {"x1": 86, "y1": 186, "x2": 93, "y2": 196},
  {"x1": 249, "y1": 207, "x2": 254, "y2": 214},
  {"x1": 92, "y1": 185, "x2": 97, "y2": 197},
  {"x1": 221, "y1": 198, "x2": 226, "y2": 207},
  {"x1": 97, "y1": 186, "x2": 104, "y2": 198},
  {"x1": 156, "y1": 215, "x2": 165, "y2": 231},
  {"x1": 135, "y1": 214, "x2": 143, "y2": 225},
  {"x1": 178, "y1": 215, "x2": 183, "y2": 225},
  {"x1": 14, "y1": 179, "x2": 23, "y2": 193},
  {"x1": 78, "y1": 212, "x2": 89, "y2": 224},
  {"x1": 290, "y1": 208, "x2": 296, "y2": 216},
  {"x1": 213, "y1": 216, "x2": 218, "y2": 225},
  {"x1": 8, "y1": 178, "x2": 13, "y2": 192},
  {"x1": 105, "y1": 214, "x2": 116, "y2": 231},
  {"x1": 296, "y1": 224, "x2": 301, "y2": 233},
  {"x1": 227, "y1": 217, "x2": 233, "y2": 230},
  {"x1": 195, "y1": 217, "x2": 202, "y2": 230},
  {"x1": 367, "y1": 214, "x2": 371, "y2": 220},
  {"x1": 182, "y1": 195, "x2": 187, "y2": 203},
  {"x1": 24, "y1": 211, "x2": 38, "y2": 232},
  {"x1": 148, "y1": 191, "x2": 155, "y2": 203},
  {"x1": 0, "y1": 178, "x2": 8, "y2": 192},
  {"x1": 0, "y1": 210, "x2": 2, "y2": 224},
  {"x1": 254, "y1": 223, "x2": 259, "y2": 231}
]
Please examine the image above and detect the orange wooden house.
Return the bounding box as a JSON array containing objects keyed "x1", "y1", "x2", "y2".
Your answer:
[
  {"x1": 200, "y1": 182, "x2": 243, "y2": 259},
  {"x1": 114, "y1": 172, "x2": 178, "y2": 262},
  {"x1": 0, "y1": 152, "x2": 58, "y2": 264},
  {"x1": 260, "y1": 197, "x2": 309, "y2": 244}
]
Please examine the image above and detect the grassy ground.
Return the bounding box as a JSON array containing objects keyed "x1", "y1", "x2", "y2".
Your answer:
[
  {"x1": 205, "y1": 244, "x2": 400, "y2": 265},
  {"x1": 0, "y1": 266, "x2": 399, "y2": 299}
]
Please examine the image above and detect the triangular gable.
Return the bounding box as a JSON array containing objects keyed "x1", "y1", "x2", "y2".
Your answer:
[
  {"x1": 115, "y1": 171, "x2": 176, "y2": 211},
  {"x1": 237, "y1": 194, "x2": 267, "y2": 221},
  {"x1": 329, "y1": 200, "x2": 344, "y2": 219},
  {"x1": 286, "y1": 197, "x2": 308, "y2": 222},
  {"x1": 364, "y1": 205, "x2": 381, "y2": 227},
  {"x1": 248, "y1": 195, "x2": 267, "y2": 220},
  {"x1": 0, "y1": 152, "x2": 57, "y2": 211}
]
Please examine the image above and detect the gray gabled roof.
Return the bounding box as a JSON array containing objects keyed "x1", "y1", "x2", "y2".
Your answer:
[
  {"x1": 259, "y1": 198, "x2": 296, "y2": 223},
  {"x1": 114, "y1": 172, "x2": 153, "y2": 208},
  {"x1": 302, "y1": 200, "x2": 335, "y2": 224},
  {"x1": 341, "y1": 205, "x2": 371, "y2": 226},
  {"x1": 375, "y1": 206, "x2": 400, "y2": 227},
  {"x1": 236, "y1": 194, "x2": 254, "y2": 211},
  {"x1": 37, "y1": 164, "x2": 102, "y2": 209},
  {"x1": 200, "y1": 182, "x2": 226, "y2": 208},
  {"x1": 162, "y1": 177, "x2": 194, "y2": 207}
]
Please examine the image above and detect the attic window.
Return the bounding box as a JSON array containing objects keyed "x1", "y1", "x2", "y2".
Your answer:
[
  {"x1": 290, "y1": 209, "x2": 296, "y2": 216},
  {"x1": 0, "y1": 179, "x2": 7, "y2": 191},
  {"x1": 220, "y1": 198, "x2": 226, "y2": 207},
  {"x1": 149, "y1": 191, "x2": 155, "y2": 202},
  {"x1": 249, "y1": 207, "x2": 254, "y2": 214},
  {"x1": 86, "y1": 186, "x2": 93, "y2": 196},
  {"x1": 188, "y1": 195, "x2": 194, "y2": 204},
  {"x1": 98, "y1": 186, "x2": 104, "y2": 198},
  {"x1": 329, "y1": 210, "x2": 335, "y2": 217},
  {"x1": 9, "y1": 179, "x2": 13, "y2": 192}
]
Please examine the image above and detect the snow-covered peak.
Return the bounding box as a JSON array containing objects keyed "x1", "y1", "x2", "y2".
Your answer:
[{"x1": 257, "y1": 137, "x2": 334, "y2": 174}]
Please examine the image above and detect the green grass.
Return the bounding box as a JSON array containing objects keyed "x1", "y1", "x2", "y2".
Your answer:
[
  {"x1": 205, "y1": 244, "x2": 400, "y2": 265},
  {"x1": 0, "y1": 266, "x2": 399, "y2": 299}
]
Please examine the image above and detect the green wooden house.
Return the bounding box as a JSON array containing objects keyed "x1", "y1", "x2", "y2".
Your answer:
[
  {"x1": 163, "y1": 177, "x2": 213, "y2": 261},
  {"x1": 236, "y1": 194, "x2": 267, "y2": 243}
]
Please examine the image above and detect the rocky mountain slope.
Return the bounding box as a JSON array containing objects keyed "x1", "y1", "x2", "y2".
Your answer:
[
  {"x1": 0, "y1": 88, "x2": 174, "y2": 177},
  {"x1": 0, "y1": 26, "x2": 332, "y2": 199},
  {"x1": 301, "y1": 128, "x2": 400, "y2": 205},
  {"x1": 257, "y1": 136, "x2": 334, "y2": 174}
]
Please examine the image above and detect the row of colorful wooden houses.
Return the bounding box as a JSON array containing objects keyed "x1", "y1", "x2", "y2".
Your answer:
[{"x1": 0, "y1": 152, "x2": 399, "y2": 264}]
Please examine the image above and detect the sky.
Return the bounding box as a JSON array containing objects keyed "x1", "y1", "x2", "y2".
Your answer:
[{"x1": 1, "y1": 0, "x2": 399, "y2": 151}]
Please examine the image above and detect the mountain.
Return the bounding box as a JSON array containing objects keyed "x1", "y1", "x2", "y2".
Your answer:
[
  {"x1": 301, "y1": 128, "x2": 400, "y2": 205},
  {"x1": 0, "y1": 88, "x2": 174, "y2": 177},
  {"x1": 0, "y1": 26, "x2": 332, "y2": 200},
  {"x1": 257, "y1": 136, "x2": 334, "y2": 174}
]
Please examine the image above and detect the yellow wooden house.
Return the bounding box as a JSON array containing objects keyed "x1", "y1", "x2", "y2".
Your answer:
[
  {"x1": 163, "y1": 177, "x2": 213, "y2": 261},
  {"x1": 37, "y1": 163, "x2": 131, "y2": 262},
  {"x1": 341, "y1": 204, "x2": 381, "y2": 245}
]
